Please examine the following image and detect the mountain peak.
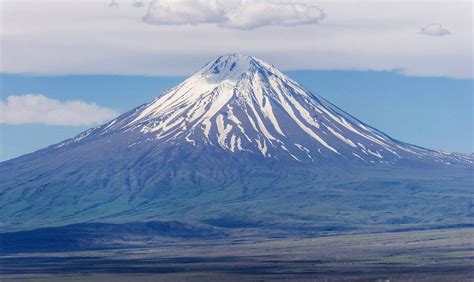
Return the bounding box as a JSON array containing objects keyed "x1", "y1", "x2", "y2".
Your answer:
[
  {"x1": 214, "y1": 53, "x2": 254, "y2": 63},
  {"x1": 206, "y1": 53, "x2": 256, "y2": 72},
  {"x1": 198, "y1": 53, "x2": 280, "y2": 84}
]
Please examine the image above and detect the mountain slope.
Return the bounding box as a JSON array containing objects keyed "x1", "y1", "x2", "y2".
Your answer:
[{"x1": 0, "y1": 54, "x2": 472, "y2": 232}]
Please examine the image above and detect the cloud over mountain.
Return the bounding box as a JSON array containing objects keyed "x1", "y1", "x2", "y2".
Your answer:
[
  {"x1": 142, "y1": 0, "x2": 325, "y2": 30},
  {"x1": 0, "y1": 94, "x2": 119, "y2": 126},
  {"x1": 2, "y1": 1, "x2": 471, "y2": 78},
  {"x1": 222, "y1": 1, "x2": 325, "y2": 30}
]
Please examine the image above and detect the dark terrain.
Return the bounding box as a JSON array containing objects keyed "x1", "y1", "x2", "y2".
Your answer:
[{"x1": 0, "y1": 227, "x2": 472, "y2": 281}]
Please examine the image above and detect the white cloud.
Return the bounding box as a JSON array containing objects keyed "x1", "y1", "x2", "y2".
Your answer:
[
  {"x1": 143, "y1": 0, "x2": 226, "y2": 25},
  {"x1": 0, "y1": 94, "x2": 119, "y2": 126},
  {"x1": 222, "y1": 1, "x2": 326, "y2": 30},
  {"x1": 418, "y1": 23, "x2": 451, "y2": 36},
  {"x1": 141, "y1": 0, "x2": 325, "y2": 30}
]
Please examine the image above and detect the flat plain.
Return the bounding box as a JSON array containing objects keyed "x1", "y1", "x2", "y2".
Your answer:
[{"x1": 1, "y1": 227, "x2": 472, "y2": 281}]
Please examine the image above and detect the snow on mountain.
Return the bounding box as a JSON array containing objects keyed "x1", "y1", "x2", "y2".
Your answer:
[{"x1": 57, "y1": 53, "x2": 472, "y2": 166}]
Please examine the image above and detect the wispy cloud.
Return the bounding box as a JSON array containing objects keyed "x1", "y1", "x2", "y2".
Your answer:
[
  {"x1": 418, "y1": 23, "x2": 451, "y2": 36},
  {"x1": 0, "y1": 94, "x2": 119, "y2": 126},
  {"x1": 142, "y1": 0, "x2": 326, "y2": 30}
]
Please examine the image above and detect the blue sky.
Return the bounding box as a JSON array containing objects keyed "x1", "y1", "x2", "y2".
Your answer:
[
  {"x1": 0, "y1": 1, "x2": 472, "y2": 161},
  {"x1": 1, "y1": 70, "x2": 472, "y2": 161}
]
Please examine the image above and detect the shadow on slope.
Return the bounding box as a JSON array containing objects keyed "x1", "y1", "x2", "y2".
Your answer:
[{"x1": 0, "y1": 220, "x2": 226, "y2": 253}]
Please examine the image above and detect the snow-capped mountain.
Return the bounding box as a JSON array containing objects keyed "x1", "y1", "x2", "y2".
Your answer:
[
  {"x1": 58, "y1": 53, "x2": 471, "y2": 166},
  {"x1": 1, "y1": 54, "x2": 472, "y2": 232}
]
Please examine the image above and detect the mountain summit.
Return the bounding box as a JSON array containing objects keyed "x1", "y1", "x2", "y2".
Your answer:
[
  {"x1": 56, "y1": 53, "x2": 470, "y2": 165},
  {"x1": 0, "y1": 54, "x2": 472, "y2": 231}
]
